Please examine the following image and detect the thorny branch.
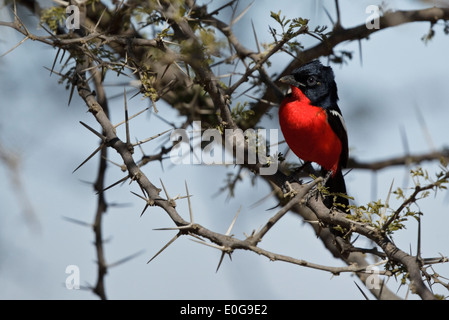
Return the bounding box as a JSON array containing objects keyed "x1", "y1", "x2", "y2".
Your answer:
[
  {"x1": 89, "y1": 63, "x2": 109, "y2": 300},
  {"x1": 2, "y1": 0, "x2": 449, "y2": 300}
]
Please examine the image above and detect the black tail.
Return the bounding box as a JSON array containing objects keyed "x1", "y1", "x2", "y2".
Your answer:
[
  {"x1": 322, "y1": 169, "x2": 351, "y2": 255},
  {"x1": 322, "y1": 169, "x2": 349, "y2": 211}
]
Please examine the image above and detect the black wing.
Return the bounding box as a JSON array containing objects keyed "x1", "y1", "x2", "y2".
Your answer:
[{"x1": 326, "y1": 105, "x2": 348, "y2": 169}]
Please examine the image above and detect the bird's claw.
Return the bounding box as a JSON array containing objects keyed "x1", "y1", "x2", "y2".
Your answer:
[
  {"x1": 282, "y1": 177, "x2": 305, "y2": 198},
  {"x1": 282, "y1": 181, "x2": 297, "y2": 198}
]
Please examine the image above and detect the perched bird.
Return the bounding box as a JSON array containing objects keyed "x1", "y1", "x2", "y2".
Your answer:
[{"x1": 278, "y1": 60, "x2": 349, "y2": 221}]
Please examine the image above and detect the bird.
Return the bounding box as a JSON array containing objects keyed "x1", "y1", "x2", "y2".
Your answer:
[{"x1": 278, "y1": 60, "x2": 350, "y2": 240}]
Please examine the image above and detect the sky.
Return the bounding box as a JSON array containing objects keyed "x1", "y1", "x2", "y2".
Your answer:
[{"x1": 0, "y1": 0, "x2": 448, "y2": 300}]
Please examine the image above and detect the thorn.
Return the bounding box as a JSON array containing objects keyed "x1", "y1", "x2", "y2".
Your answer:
[
  {"x1": 399, "y1": 125, "x2": 410, "y2": 159},
  {"x1": 73, "y1": 143, "x2": 105, "y2": 173},
  {"x1": 124, "y1": 88, "x2": 131, "y2": 146},
  {"x1": 414, "y1": 105, "x2": 436, "y2": 152},
  {"x1": 0, "y1": 35, "x2": 29, "y2": 58},
  {"x1": 153, "y1": 224, "x2": 193, "y2": 231},
  {"x1": 79, "y1": 121, "x2": 106, "y2": 140},
  {"x1": 60, "y1": 49, "x2": 67, "y2": 64},
  {"x1": 234, "y1": 83, "x2": 257, "y2": 100},
  {"x1": 150, "y1": 97, "x2": 158, "y2": 113},
  {"x1": 190, "y1": 239, "x2": 225, "y2": 251},
  {"x1": 152, "y1": 111, "x2": 177, "y2": 128},
  {"x1": 371, "y1": 170, "x2": 378, "y2": 203},
  {"x1": 149, "y1": 181, "x2": 195, "y2": 231},
  {"x1": 380, "y1": 179, "x2": 394, "y2": 225},
  {"x1": 130, "y1": 190, "x2": 149, "y2": 202},
  {"x1": 77, "y1": 178, "x2": 95, "y2": 186},
  {"x1": 190, "y1": 239, "x2": 233, "y2": 272},
  {"x1": 208, "y1": 0, "x2": 238, "y2": 16},
  {"x1": 161, "y1": 62, "x2": 172, "y2": 80},
  {"x1": 225, "y1": 206, "x2": 241, "y2": 236},
  {"x1": 114, "y1": 107, "x2": 149, "y2": 129},
  {"x1": 159, "y1": 78, "x2": 178, "y2": 98},
  {"x1": 160, "y1": 179, "x2": 187, "y2": 207},
  {"x1": 334, "y1": 0, "x2": 342, "y2": 28},
  {"x1": 216, "y1": 252, "x2": 227, "y2": 273},
  {"x1": 189, "y1": 233, "x2": 205, "y2": 242},
  {"x1": 249, "y1": 189, "x2": 278, "y2": 209},
  {"x1": 378, "y1": 277, "x2": 386, "y2": 299},
  {"x1": 195, "y1": 208, "x2": 241, "y2": 272},
  {"x1": 417, "y1": 212, "x2": 422, "y2": 260},
  {"x1": 108, "y1": 249, "x2": 145, "y2": 268},
  {"x1": 185, "y1": 181, "x2": 194, "y2": 224},
  {"x1": 129, "y1": 172, "x2": 137, "y2": 184},
  {"x1": 114, "y1": 0, "x2": 126, "y2": 13},
  {"x1": 102, "y1": 156, "x2": 126, "y2": 172},
  {"x1": 97, "y1": 175, "x2": 129, "y2": 193},
  {"x1": 50, "y1": 48, "x2": 61, "y2": 76},
  {"x1": 358, "y1": 40, "x2": 363, "y2": 67},
  {"x1": 43, "y1": 66, "x2": 65, "y2": 77},
  {"x1": 94, "y1": 7, "x2": 107, "y2": 31},
  {"x1": 183, "y1": 62, "x2": 191, "y2": 80},
  {"x1": 12, "y1": 7, "x2": 30, "y2": 35},
  {"x1": 133, "y1": 129, "x2": 172, "y2": 147},
  {"x1": 108, "y1": 202, "x2": 133, "y2": 208},
  {"x1": 147, "y1": 232, "x2": 181, "y2": 264},
  {"x1": 353, "y1": 281, "x2": 370, "y2": 300},
  {"x1": 130, "y1": 191, "x2": 154, "y2": 217},
  {"x1": 62, "y1": 216, "x2": 92, "y2": 227},
  {"x1": 151, "y1": 182, "x2": 194, "y2": 226},
  {"x1": 159, "y1": 178, "x2": 170, "y2": 199},
  {"x1": 129, "y1": 89, "x2": 141, "y2": 100},
  {"x1": 12, "y1": 0, "x2": 18, "y2": 23},
  {"x1": 68, "y1": 82, "x2": 76, "y2": 106},
  {"x1": 135, "y1": 137, "x2": 147, "y2": 157},
  {"x1": 251, "y1": 19, "x2": 261, "y2": 53},
  {"x1": 242, "y1": 93, "x2": 278, "y2": 106},
  {"x1": 169, "y1": 62, "x2": 188, "y2": 80},
  {"x1": 323, "y1": 5, "x2": 335, "y2": 25},
  {"x1": 230, "y1": 0, "x2": 254, "y2": 26},
  {"x1": 399, "y1": 125, "x2": 410, "y2": 188}
]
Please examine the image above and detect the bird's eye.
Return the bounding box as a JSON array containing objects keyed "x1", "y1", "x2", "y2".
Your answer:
[{"x1": 307, "y1": 76, "x2": 317, "y2": 87}]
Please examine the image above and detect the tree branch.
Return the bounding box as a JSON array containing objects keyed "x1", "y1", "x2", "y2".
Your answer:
[
  {"x1": 349, "y1": 149, "x2": 449, "y2": 171},
  {"x1": 306, "y1": 192, "x2": 437, "y2": 300}
]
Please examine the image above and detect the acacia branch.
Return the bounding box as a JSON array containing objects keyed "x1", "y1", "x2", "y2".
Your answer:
[
  {"x1": 382, "y1": 171, "x2": 449, "y2": 232},
  {"x1": 305, "y1": 191, "x2": 438, "y2": 300},
  {"x1": 90, "y1": 64, "x2": 109, "y2": 300},
  {"x1": 348, "y1": 149, "x2": 449, "y2": 171}
]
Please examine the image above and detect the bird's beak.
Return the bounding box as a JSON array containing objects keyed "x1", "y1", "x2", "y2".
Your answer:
[{"x1": 279, "y1": 75, "x2": 305, "y2": 88}]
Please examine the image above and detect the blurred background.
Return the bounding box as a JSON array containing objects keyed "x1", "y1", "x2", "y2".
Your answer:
[{"x1": 0, "y1": 0, "x2": 448, "y2": 299}]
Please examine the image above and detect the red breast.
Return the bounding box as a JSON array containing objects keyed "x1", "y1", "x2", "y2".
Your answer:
[{"x1": 279, "y1": 87, "x2": 342, "y2": 175}]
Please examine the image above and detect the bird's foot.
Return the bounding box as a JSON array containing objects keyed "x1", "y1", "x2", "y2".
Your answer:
[
  {"x1": 322, "y1": 170, "x2": 333, "y2": 185},
  {"x1": 282, "y1": 180, "x2": 303, "y2": 198}
]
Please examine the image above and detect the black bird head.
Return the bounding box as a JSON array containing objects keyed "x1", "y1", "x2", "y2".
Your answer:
[{"x1": 280, "y1": 60, "x2": 338, "y2": 108}]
